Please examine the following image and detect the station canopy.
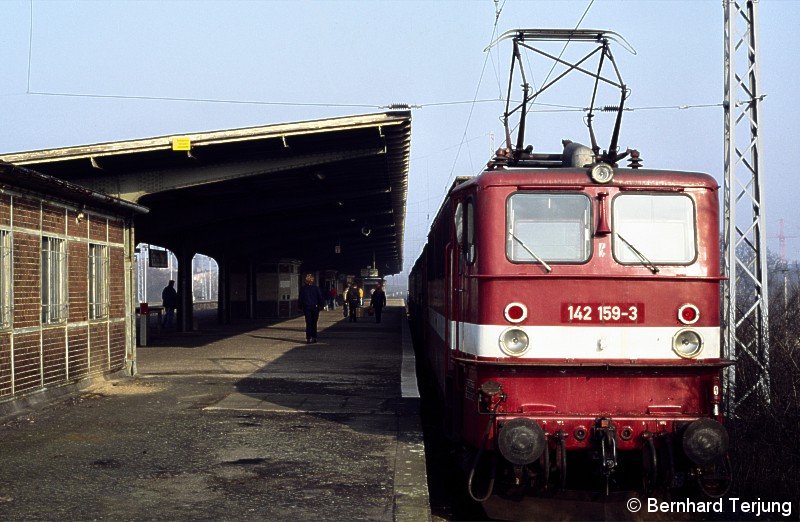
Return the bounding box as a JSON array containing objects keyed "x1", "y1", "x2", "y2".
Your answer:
[{"x1": 1, "y1": 112, "x2": 411, "y2": 275}]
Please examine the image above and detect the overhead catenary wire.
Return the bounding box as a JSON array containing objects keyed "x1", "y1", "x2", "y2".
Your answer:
[
  {"x1": 410, "y1": 132, "x2": 492, "y2": 164},
  {"x1": 489, "y1": 0, "x2": 508, "y2": 100},
  {"x1": 444, "y1": 0, "x2": 507, "y2": 192},
  {"x1": 526, "y1": 0, "x2": 596, "y2": 112},
  {"x1": 27, "y1": 91, "x2": 383, "y2": 109},
  {"x1": 24, "y1": 90, "x2": 722, "y2": 114},
  {"x1": 621, "y1": 102, "x2": 723, "y2": 111},
  {"x1": 20, "y1": 1, "x2": 723, "y2": 135},
  {"x1": 488, "y1": 51, "x2": 504, "y2": 100},
  {"x1": 26, "y1": 0, "x2": 34, "y2": 93},
  {"x1": 507, "y1": 0, "x2": 596, "y2": 138}
]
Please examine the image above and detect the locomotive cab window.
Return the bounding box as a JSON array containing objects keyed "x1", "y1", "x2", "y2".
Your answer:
[
  {"x1": 612, "y1": 194, "x2": 696, "y2": 264},
  {"x1": 506, "y1": 193, "x2": 591, "y2": 263},
  {"x1": 455, "y1": 199, "x2": 476, "y2": 265},
  {"x1": 454, "y1": 202, "x2": 464, "y2": 245},
  {"x1": 465, "y1": 198, "x2": 476, "y2": 264}
]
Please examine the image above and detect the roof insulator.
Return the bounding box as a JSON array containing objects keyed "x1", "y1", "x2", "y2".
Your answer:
[
  {"x1": 384, "y1": 103, "x2": 419, "y2": 110},
  {"x1": 628, "y1": 149, "x2": 642, "y2": 169}
]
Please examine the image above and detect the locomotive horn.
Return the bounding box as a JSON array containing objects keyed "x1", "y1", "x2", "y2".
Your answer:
[
  {"x1": 498, "y1": 418, "x2": 546, "y2": 466},
  {"x1": 682, "y1": 418, "x2": 729, "y2": 466}
]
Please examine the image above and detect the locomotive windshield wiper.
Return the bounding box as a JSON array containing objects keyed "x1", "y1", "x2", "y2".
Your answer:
[
  {"x1": 510, "y1": 233, "x2": 553, "y2": 273},
  {"x1": 616, "y1": 233, "x2": 659, "y2": 274}
]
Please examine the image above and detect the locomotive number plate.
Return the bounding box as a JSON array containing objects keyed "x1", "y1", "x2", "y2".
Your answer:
[{"x1": 561, "y1": 303, "x2": 645, "y2": 323}]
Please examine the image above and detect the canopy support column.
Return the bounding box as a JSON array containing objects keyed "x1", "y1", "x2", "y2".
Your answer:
[{"x1": 177, "y1": 249, "x2": 195, "y2": 332}]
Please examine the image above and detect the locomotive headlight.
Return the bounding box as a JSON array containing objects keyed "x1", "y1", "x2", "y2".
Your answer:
[
  {"x1": 672, "y1": 329, "x2": 703, "y2": 359},
  {"x1": 499, "y1": 328, "x2": 530, "y2": 357},
  {"x1": 589, "y1": 163, "x2": 614, "y2": 184}
]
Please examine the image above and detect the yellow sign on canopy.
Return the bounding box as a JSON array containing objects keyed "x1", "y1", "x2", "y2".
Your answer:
[{"x1": 172, "y1": 137, "x2": 191, "y2": 151}]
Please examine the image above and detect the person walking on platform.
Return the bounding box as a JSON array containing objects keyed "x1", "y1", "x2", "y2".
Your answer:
[
  {"x1": 299, "y1": 273, "x2": 325, "y2": 344},
  {"x1": 161, "y1": 280, "x2": 178, "y2": 329},
  {"x1": 370, "y1": 283, "x2": 387, "y2": 324},
  {"x1": 342, "y1": 284, "x2": 351, "y2": 318},
  {"x1": 358, "y1": 285, "x2": 364, "y2": 307},
  {"x1": 347, "y1": 283, "x2": 361, "y2": 322},
  {"x1": 328, "y1": 286, "x2": 337, "y2": 310}
]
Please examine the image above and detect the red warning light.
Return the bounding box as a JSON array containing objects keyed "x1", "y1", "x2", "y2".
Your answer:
[
  {"x1": 678, "y1": 304, "x2": 700, "y2": 325},
  {"x1": 504, "y1": 303, "x2": 528, "y2": 323}
]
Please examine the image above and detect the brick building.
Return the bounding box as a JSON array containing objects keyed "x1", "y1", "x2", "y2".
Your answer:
[{"x1": 0, "y1": 161, "x2": 146, "y2": 406}]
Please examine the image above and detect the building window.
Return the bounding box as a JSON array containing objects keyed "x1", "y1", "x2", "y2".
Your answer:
[
  {"x1": 42, "y1": 236, "x2": 67, "y2": 324},
  {"x1": 89, "y1": 243, "x2": 109, "y2": 319},
  {"x1": 0, "y1": 230, "x2": 11, "y2": 328}
]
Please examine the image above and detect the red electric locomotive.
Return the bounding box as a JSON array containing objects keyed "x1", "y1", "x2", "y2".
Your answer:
[{"x1": 408, "y1": 29, "x2": 732, "y2": 499}]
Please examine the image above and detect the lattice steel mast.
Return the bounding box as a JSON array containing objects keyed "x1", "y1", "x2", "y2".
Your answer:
[{"x1": 723, "y1": 0, "x2": 770, "y2": 414}]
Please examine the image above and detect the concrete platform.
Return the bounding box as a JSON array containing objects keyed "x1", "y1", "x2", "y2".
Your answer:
[{"x1": 0, "y1": 306, "x2": 430, "y2": 521}]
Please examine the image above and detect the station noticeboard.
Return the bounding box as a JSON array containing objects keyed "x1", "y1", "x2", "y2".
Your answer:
[{"x1": 149, "y1": 249, "x2": 168, "y2": 268}]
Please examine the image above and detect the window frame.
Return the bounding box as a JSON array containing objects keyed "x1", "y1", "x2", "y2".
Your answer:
[
  {"x1": 505, "y1": 191, "x2": 593, "y2": 265},
  {"x1": 0, "y1": 230, "x2": 12, "y2": 329},
  {"x1": 41, "y1": 235, "x2": 68, "y2": 325},
  {"x1": 610, "y1": 192, "x2": 699, "y2": 266},
  {"x1": 88, "y1": 243, "x2": 109, "y2": 320}
]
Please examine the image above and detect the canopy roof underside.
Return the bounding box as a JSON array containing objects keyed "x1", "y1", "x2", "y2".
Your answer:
[{"x1": 1, "y1": 112, "x2": 412, "y2": 275}]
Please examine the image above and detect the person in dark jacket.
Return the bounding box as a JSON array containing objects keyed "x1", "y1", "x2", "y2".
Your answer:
[
  {"x1": 370, "y1": 283, "x2": 387, "y2": 323},
  {"x1": 347, "y1": 283, "x2": 361, "y2": 322},
  {"x1": 161, "y1": 280, "x2": 178, "y2": 328},
  {"x1": 299, "y1": 273, "x2": 325, "y2": 343}
]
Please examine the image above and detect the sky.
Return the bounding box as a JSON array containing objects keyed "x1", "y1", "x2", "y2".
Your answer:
[{"x1": 1, "y1": 0, "x2": 798, "y2": 288}]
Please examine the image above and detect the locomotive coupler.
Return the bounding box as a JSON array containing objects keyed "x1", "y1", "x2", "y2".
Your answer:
[
  {"x1": 555, "y1": 430, "x2": 568, "y2": 489},
  {"x1": 512, "y1": 465, "x2": 525, "y2": 486},
  {"x1": 594, "y1": 417, "x2": 618, "y2": 494}
]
